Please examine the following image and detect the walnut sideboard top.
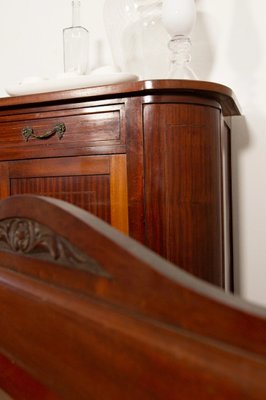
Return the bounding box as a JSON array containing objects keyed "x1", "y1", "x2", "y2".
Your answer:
[{"x1": 0, "y1": 80, "x2": 241, "y2": 288}]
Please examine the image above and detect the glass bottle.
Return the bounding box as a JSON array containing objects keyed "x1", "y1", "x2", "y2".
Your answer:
[{"x1": 63, "y1": 0, "x2": 89, "y2": 75}]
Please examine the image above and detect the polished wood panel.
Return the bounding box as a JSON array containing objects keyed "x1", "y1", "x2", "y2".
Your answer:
[
  {"x1": 144, "y1": 103, "x2": 223, "y2": 285},
  {"x1": 0, "y1": 155, "x2": 128, "y2": 233},
  {"x1": 0, "y1": 163, "x2": 9, "y2": 199},
  {"x1": 125, "y1": 97, "x2": 146, "y2": 242},
  {"x1": 0, "y1": 353, "x2": 55, "y2": 400},
  {"x1": 6, "y1": 155, "x2": 110, "y2": 177},
  {"x1": 10, "y1": 175, "x2": 111, "y2": 221},
  {"x1": 0, "y1": 105, "x2": 124, "y2": 161},
  {"x1": 0, "y1": 80, "x2": 241, "y2": 286},
  {"x1": 110, "y1": 154, "x2": 129, "y2": 233},
  {"x1": 0, "y1": 80, "x2": 241, "y2": 116},
  {"x1": 0, "y1": 195, "x2": 265, "y2": 400}
]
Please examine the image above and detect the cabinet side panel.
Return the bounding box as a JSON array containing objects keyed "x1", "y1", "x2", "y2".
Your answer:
[
  {"x1": 221, "y1": 119, "x2": 234, "y2": 292},
  {"x1": 144, "y1": 103, "x2": 224, "y2": 286}
]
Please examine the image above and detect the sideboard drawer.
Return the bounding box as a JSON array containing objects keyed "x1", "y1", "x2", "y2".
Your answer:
[{"x1": 0, "y1": 104, "x2": 125, "y2": 160}]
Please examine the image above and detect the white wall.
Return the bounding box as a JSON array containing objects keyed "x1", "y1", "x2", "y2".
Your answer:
[
  {"x1": 193, "y1": 0, "x2": 266, "y2": 308},
  {"x1": 0, "y1": 0, "x2": 265, "y2": 306},
  {"x1": 0, "y1": 0, "x2": 112, "y2": 95}
]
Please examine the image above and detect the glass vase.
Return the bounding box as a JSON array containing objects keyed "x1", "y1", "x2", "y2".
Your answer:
[
  {"x1": 162, "y1": 0, "x2": 197, "y2": 79},
  {"x1": 103, "y1": 0, "x2": 169, "y2": 79}
]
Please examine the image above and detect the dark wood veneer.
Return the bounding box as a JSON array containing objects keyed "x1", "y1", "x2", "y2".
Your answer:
[
  {"x1": 144, "y1": 102, "x2": 223, "y2": 284},
  {"x1": 0, "y1": 80, "x2": 240, "y2": 287}
]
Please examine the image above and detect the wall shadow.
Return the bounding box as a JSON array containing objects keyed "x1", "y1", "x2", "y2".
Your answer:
[
  {"x1": 230, "y1": 115, "x2": 250, "y2": 295},
  {"x1": 226, "y1": 0, "x2": 265, "y2": 299}
]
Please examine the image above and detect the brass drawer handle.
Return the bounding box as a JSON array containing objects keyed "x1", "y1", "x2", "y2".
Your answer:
[{"x1": 22, "y1": 122, "x2": 66, "y2": 141}]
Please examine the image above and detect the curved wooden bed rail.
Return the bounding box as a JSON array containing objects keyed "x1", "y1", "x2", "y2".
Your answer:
[{"x1": 0, "y1": 195, "x2": 265, "y2": 399}]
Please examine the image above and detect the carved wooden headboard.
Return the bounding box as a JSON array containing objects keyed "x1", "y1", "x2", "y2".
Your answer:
[{"x1": 0, "y1": 195, "x2": 265, "y2": 399}]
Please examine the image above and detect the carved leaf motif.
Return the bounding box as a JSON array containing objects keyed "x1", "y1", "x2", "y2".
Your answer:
[{"x1": 0, "y1": 218, "x2": 110, "y2": 278}]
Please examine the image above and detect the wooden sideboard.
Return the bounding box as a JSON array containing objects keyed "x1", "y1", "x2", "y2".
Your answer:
[{"x1": 0, "y1": 80, "x2": 240, "y2": 288}]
